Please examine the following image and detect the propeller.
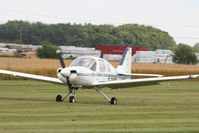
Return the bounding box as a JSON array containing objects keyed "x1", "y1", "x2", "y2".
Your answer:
[
  {"x1": 56, "y1": 49, "x2": 65, "y2": 68},
  {"x1": 56, "y1": 49, "x2": 74, "y2": 102},
  {"x1": 56, "y1": 49, "x2": 73, "y2": 90},
  {"x1": 56, "y1": 49, "x2": 77, "y2": 91}
]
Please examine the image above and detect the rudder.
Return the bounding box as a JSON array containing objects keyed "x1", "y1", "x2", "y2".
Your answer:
[{"x1": 116, "y1": 47, "x2": 132, "y2": 74}]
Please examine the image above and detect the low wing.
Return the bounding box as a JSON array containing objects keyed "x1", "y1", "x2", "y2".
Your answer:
[
  {"x1": 93, "y1": 75, "x2": 199, "y2": 89},
  {"x1": 0, "y1": 70, "x2": 63, "y2": 84}
]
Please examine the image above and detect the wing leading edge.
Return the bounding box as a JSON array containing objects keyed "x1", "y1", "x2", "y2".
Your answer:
[
  {"x1": 93, "y1": 75, "x2": 199, "y2": 89},
  {"x1": 0, "y1": 70, "x2": 63, "y2": 84}
]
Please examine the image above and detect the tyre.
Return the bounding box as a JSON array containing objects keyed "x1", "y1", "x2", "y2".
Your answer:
[
  {"x1": 110, "y1": 97, "x2": 117, "y2": 104},
  {"x1": 56, "y1": 95, "x2": 62, "y2": 102},
  {"x1": 69, "y1": 96, "x2": 75, "y2": 103}
]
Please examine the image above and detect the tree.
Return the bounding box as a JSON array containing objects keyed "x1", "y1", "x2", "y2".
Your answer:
[
  {"x1": 193, "y1": 42, "x2": 199, "y2": 52},
  {"x1": 37, "y1": 40, "x2": 58, "y2": 59},
  {"x1": 0, "y1": 20, "x2": 177, "y2": 49},
  {"x1": 172, "y1": 43, "x2": 198, "y2": 64}
]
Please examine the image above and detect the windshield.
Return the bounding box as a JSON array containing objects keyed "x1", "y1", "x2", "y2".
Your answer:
[{"x1": 70, "y1": 58, "x2": 96, "y2": 71}]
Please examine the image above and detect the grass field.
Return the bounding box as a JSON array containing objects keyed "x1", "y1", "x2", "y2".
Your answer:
[{"x1": 1, "y1": 80, "x2": 199, "y2": 133}]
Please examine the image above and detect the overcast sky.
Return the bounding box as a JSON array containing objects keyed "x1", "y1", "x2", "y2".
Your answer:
[{"x1": 0, "y1": 0, "x2": 199, "y2": 46}]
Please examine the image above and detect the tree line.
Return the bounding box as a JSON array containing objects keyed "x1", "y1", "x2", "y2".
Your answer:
[{"x1": 0, "y1": 20, "x2": 176, "y2": 50}]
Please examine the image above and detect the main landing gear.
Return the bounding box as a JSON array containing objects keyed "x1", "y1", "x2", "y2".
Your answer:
[
  {"x1": 56, "y1": 75, "x2": 117, "y2": 104},
  {"x1": 56, "y1": 88, "x2": 117, "y2": 104},
  {"x1": 96, "y1": 88, "x2": 117, "y2": 105}
]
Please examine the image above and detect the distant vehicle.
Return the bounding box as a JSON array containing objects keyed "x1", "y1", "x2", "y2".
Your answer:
[{"x1": 0, "y1": 48, "x2": 198, "y2": 104}]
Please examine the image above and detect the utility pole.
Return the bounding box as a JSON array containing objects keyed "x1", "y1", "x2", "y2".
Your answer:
[{"x1": 20, "y1": 28, "x2": 22, "y2": 43}]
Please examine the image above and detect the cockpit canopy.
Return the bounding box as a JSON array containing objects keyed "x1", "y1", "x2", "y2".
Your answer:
[
  {"x1": 70, "y1": 58, "x2": 96, "y2": 71},
  {"x1": 70, "y1": 57, "x2": 116, "y2": 73}
]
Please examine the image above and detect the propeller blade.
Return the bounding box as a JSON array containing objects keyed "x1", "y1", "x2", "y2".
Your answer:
[{"x1": 56, "y1": 50, "x2": 66, "y2": 68}]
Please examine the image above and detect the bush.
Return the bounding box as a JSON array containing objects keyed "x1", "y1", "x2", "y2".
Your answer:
[
  {"x1": 37, "y1": 41, "x2": 58, "y2": 59},
  {"x1": 172, "y1": 43, "x2": 198, "y2": 64}
]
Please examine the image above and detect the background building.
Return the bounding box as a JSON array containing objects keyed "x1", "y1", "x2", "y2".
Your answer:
[{"x1": 0, "y1": 43, "x2": 198, "y2": 64}]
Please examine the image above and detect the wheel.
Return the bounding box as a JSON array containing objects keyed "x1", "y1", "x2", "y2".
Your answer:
[
  {"x1": 56, "y1": 95, "x2": 63, "y2": 102},
  {"x1": 69, "y1": 96, "x2": 75, "y2": 103},
  {"x1": 110, "y1": 97, "x2": 117, "y2": 104}
]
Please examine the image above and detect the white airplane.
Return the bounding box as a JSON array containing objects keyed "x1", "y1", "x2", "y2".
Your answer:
[{"x1": 0, "y1": 48, "x2": 198, "y2": 104}]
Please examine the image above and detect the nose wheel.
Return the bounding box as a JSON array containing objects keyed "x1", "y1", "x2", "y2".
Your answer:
[
  {"x1": 56, "y1": 86, "x2": 76, "y2": 103},
  {"x1": 56, "y1": 94, "x2": 76, "y2": 103},
  {"x1": 69, "y1": 96, "x2": 75, "y2": 103}
]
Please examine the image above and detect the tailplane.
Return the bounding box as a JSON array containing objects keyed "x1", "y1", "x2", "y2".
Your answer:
[{"x1": 116, "y1": 47, "x2": 132, "y2": 74}]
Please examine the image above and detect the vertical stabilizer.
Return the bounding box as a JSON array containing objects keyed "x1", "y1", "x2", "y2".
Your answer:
[{"x1": 116, "y1": 47, "x2": 132, "y2": 74}]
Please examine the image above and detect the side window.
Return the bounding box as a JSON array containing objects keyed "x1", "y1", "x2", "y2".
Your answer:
[
  {"x1": 107, "y1": 63, "x2": 111, "y2": 72},
  {"x1": 90, "y1": 62, "x2": 96, "y2": 71},
  {"x1": 99, "y1": 59, "x2": 106, "y2": 72}
]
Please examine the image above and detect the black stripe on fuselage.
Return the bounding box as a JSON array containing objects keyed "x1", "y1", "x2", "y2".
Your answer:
[{"x1": 77, "y1": 73, "x2": 126, "y2": 78}]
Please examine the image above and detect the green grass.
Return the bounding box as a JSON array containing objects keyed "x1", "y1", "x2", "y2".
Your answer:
[{"x1": 0, "y1": 80, "x2": 199, "y2": 133}]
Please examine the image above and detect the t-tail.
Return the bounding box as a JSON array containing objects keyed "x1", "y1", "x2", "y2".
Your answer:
[{"x1": 116, "y1": 47, "x2": 132, "y2": 77}]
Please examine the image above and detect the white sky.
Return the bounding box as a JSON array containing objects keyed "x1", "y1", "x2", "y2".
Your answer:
[{"x1": 0, "y1": 0, "x2": 199, "y2": 46}]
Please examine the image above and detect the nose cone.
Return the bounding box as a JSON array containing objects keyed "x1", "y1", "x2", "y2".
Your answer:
[{"x1": 60, "y1": 68, "x2": 70, "y2": 77}]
